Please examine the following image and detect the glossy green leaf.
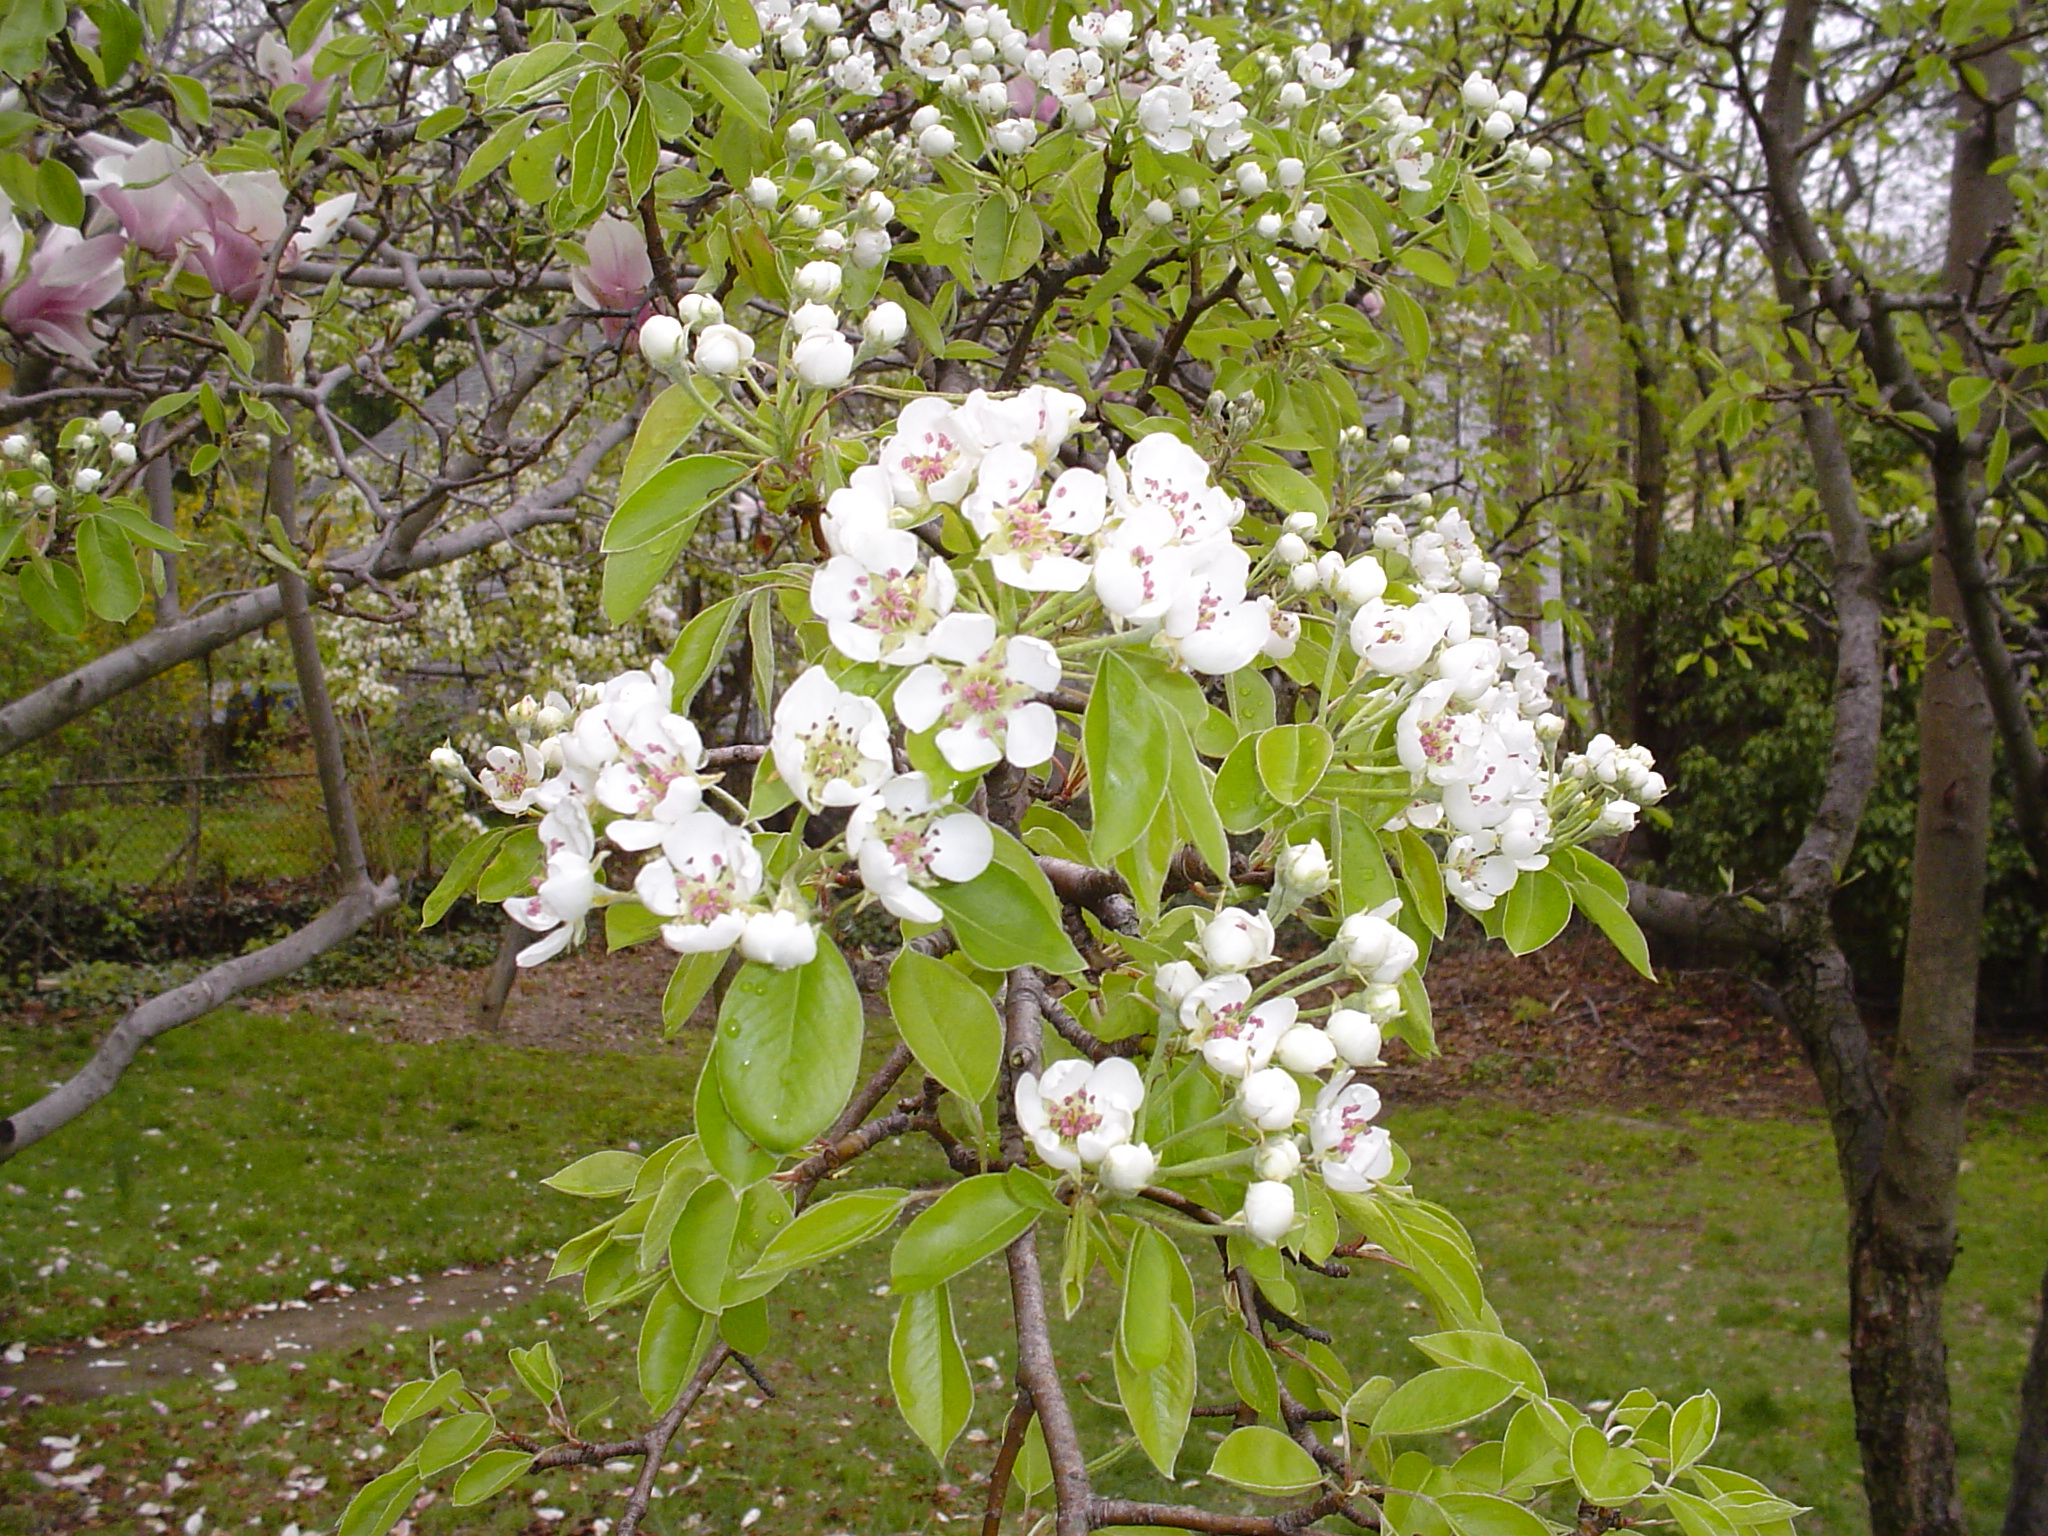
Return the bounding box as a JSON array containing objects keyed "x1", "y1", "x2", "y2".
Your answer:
[
  {"x1": 76, "y1": 518, "x2": 141, "y2": 622},
  {"x1": 416, "y1": 1412, "x2": 493, "y2": 1477},
  {"x1": 1670, "y1": 1391, "x2": 1720, "y2": 1473},
  {"x1": 543, "y1": 1150, "x2": 643, "y2": 1197},
  {"x1": 421, "y1": 827, "x2": 511, "y2": 928},
  {"x1": 382, "y1": 1368, "x2": 462, "y2": 1431},
  {"x1": 1255, "y1": 724, "x2": 1333, "y2": 806},
  {"x1": 508, "y1": 1341, "x2": 560, "y2": 1405},
  {"x1": 890, "y1": 1283, "x2": 974, "y2": 1464},
  {"x1": 639, "y1": 1279, "x2": 714, "y2": 1410},
  {"x1": 685, "y1": 48, "x2": 771, "y2": 130},
  {"x1": 1116, "y1": 1305, "x2": 1196, "y2": 1477},
  {"x1": 1086, "y1": 651, "x2": 1171, "y2": 861},
  {"x1": 715, "y1": 942, "x2": 864, "y2": 1153},
  {"x1": 1501, "y1": 869, "x2": 1572, "y2": 956},
  {"x1": 1571, "y1": 880, "x2": 1655, "y2": 980},
  {"x1": 889, "y1": 948, "x2": 1001, "y2": 1105},
  {"x1": 1438, "y1": 1492, "x2": 1552, "y2": 1536},
  {"x1": 450, "y1": 1447, "x2": 532, "y2": 1506},
  {"x1": 929, "y1": 860, "x2": 1085, "y2": 974},
  {"x1": 1410, "y1": 1331, "x2": 1544, "y2": 1396},
  {"x1": 662, "y1": 948, "x2": 725, "y2": 1038},
  {"x1": 1207, "y1": 1425, "x2": 1323, "y2": 1495},
  {"x1": 664, "y1": 593, "x2": 745, "y2": 711},
  {"x1": 621, "y1": 385, "x2": 711, "y2": 500},
  {"x1": 1119, "y1": 1225, "x2": 1192, "y2": 1372},
  {"x1": 1570, "y1": 1423, "x2": 1653, "y2": 1503},
  {"x1": 603, "y1": 454, "x2": 747, "y2": 552},
  {"x1": 336, "y1": 1466, "x2": 421, "y2": 1536},
  {"x1": 1215, "y1": 734, "x2": 1282, "y2": 833},
  {"x1": 890, "y1": 1173, "x2": 1034, "y2": 1291},
  {"x1": 668, "y1": 1178, "x2": 739, "y2": 1312},
  {"x1": 1394, "y1": 826, "x2": 1447, "y2": 937},
  {"x1": 750, "y1": 1188, "x2": 908, "y2": 1273},
  {"x1": 694, "y1": 1051, "x2": 777, "y2": 1186},
  {"x1": 1370, "y1": 1367, "x2": 1518, "y2": 1437}
]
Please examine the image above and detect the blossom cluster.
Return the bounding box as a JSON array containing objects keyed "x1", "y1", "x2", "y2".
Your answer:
[
  {"x1": 0, "y1": 412, "x2": 137, "y2": 514},
  {"x1": 1018, "y1": 888, "x2": 1418, "y2": 1245}
]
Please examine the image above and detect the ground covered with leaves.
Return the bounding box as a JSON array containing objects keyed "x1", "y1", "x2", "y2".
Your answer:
[{"x1": 2, "y1": 930, "x2": 2044, "y2": 1536}]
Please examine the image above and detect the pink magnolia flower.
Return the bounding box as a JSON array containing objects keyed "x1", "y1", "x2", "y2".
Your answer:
[
  {"x1": 570, "y1": 216, "x2": 654, "y2": 340},
  {"x1": 256, "y1": 31, "x2": 337, "y2": 121},
  {"x1": 0, "y1": 228, "x2": 127, "y2": 363}
]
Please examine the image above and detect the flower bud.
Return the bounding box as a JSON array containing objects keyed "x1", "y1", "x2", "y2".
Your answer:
[
  {"x1": 1253, "y1": 1139, "x2": 1302, "y2": 1182},
  {"x1": 747, "y1": 176, "x2": 780, "y2": 208},
  {"x1": 1481, "y1": 110, "x2": 1514, "y2": 142},
  {"x1": 1238, "y1": 1067, "x2": 1302, "y2": 1131},
  {"x1": 1274, "y1": 532, "x2": 1310, "y2": 565},
  {"x1": 739, "y1": 908, "x2": 819, "y2": 969},
  {"x1": 862, "y1": 301, "x2": 908, "y2": 348},
  {"x1": 1275, "y1": 839, "x2": 1332, "y2": 899},
  {"x1": 1175, "y1": 184, "x2": 1201, "y2": 210},
  {"x1": 1255, "y1": 212, "x2": 1282, "y2": 239},
  {"x1": 1325, "y1": 1008, "x2": 1384, "y2": 1067},
  {"x1": 1276, "y1": 81, "x2": 1307, "y2": 110},
  {"x1": 1242, "y1": 1180, "x2": 1297, "y2": 1245},
  {"x1": 1283, "y1": 511, "x2": 1319, "y2": 535},
  {"x1": 1201, "y1": 908, "x2": 1277, "y2": 972},
  {"x1": 1144, "y1": 198, "x2": 1174, "y2": 225},
  {"x1": 1100, "y1": 1141, "x2": 1157, "y2": 1192},
  {"x1": 1235, "y1": 162, "x2": 1269, "y2": 197},
  {"x1": 917, "y1": 123, "x2": 958, "y2": 157},
  {"x1": 1499, "y1": 89, "x2": 1528, "y2": 121},
  {"x1": 1335, "y1": 557, "x2": 1388, "y2": 607},
  {"x1": 1276, "y1": 156, "x2": 1305, "y2": 189},
  {"x1": 430, "y1": 743, "x2": 467, "y2": 777},
  {"x1": 32, "y1": 483, "x2": 57, "y2": 507},
  {"x1": 786, "y1": 117, "x2": 818, "y2": 151},
  {"x1": 1316, "y1": 121, "x2": 1342, "y2": 147},
  {"x1": 1289, "y1": 561, "x2": 1321, "y2": 593},
  {"x1": 793, "y1": 260, "x2": 844, "y2": 302},
  {"x1": 1155, "y1": 960, "x2": 1203, "y2": 1007},
  {"x1": 790, "y1": 301, "x2": 839, "y2": 335},
  {"x1": 1337, "y1": 910, "x2": 1419, "y2": 985},
  {"x1": 1461, "y1": 72, "x2": 1500, "y2": 113},
  {"x1": 1388, "y1": 434, "x2": 1411, "y2": 457},
  {"x1": 911, "y1": 104, "x2": 942, "y2": 131},
  {"x1": 693, "y1": 323, "x2": 755, "y2": 376},
  {"x1": 111, "y1": 441, "x2": 137, "y2": 466},
  {"x1": 676, "y1": 293, "x2": 724, "y2": 328},
  {"x1": 844, "y1": 155, "x2": 879, "y2": 187},
  {"x1": 792, "y1": 328, "x2": 856, "y2": 388},
  {"x1": 0, "y1": 433, "x2": 27, "y2": 459},
  {"x1": 638, "y1": 314, "x2": 687, "y2": 372},
  {"x1": 1274, "y1": 1025, "x2": 1337, "y2": 1075},
  {"x1": 72, "y1": 468, "x2": 102, "y2": 493},
  {"x1": 1526, "y1": 145, "x2": 1554, "y2": 174}
]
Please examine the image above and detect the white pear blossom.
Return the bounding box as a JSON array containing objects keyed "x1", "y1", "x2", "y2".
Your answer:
[
  {"x1": 810, "y1": 523, "x2": 958, "y2": 664},
  {"x1": 961, "y1": 448, "x2": 1105, "y2": 592},
  {"x1": 1324, "y1": 1008, "x2": 1385, "y2": 1067},
  {"x1": 1016, "y1": 1057, "x2": 1144, "y2": 1174},
  {"x1": 504, "y1": 800, "x2": 600, "y2": 967},
  {"x1": 793, "y1": 327, "x2": 856, "y2": 388},
  {"x1": 1336, "y1": 907, "x2": 1419, "y2": 986},
  {"x1": 893, "y1": 613, "x2": 1063, "y2": 771},
  {"x1": 1238, "y1": 1067, "x2": 1302, "y2": 1131},
  {"x1": 1274, "y1": 1025, "x2": 1338, "y2": 1074},
  {"x1": 845, "y1": 772, "x2": 994, "y2": 922},
  {"x1": 770, "y1": 665, "x2": 893, "y2": 811},
  {"x1": 1310, "y1": 1079, "x2": 1394, "y2": 1192},
  {"x1": 1182, "y1": 981, "x2": 1295, "y2": 1078},
  {"x1": 636, "y1": 812, "x2": 763, "y2": 955}
]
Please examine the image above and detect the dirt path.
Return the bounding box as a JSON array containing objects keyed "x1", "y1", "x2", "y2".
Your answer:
[{"x1": 0, "y1": 1260, "x2": 562, "y2": 1403}]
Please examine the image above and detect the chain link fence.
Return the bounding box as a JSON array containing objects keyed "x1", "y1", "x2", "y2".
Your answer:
[{"x1": 0, "y1": 766, "x2": 459, "y2": 979}]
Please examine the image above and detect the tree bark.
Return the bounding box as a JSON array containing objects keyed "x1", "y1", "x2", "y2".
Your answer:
[
  {"x1": 1592, "y1": 177, "x2": 1668, "y2": 750},
  {"x1": 474, "y1": 916, "x2": 525, "y2": 1033},
  {"x1": 2006, "y1": 1247, "x2": 2048, "y2": 1536}
]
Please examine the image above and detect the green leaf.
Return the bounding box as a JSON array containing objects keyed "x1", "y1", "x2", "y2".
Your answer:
[
  {"x1": 417, "y1": 1412, "x2": 493, "y2": 1477},
  {"x1": 336, "y1": 1466, "x2": 422, "y2": 1536},
  {"x1": 1500, "y1": 869, "x2": 1571, "y2": 956},
  {"x1": 1398, "y1": 244, "x2": 1457, "y2": 289},
  {"x1": 36, "y1": 154, "x2": 84, "y2": 226},
  {"x1": 450, "y1": 1448, "x2": 533, "y2": 1506},
  {"x1": 662, "y1": 948, "x2": 724, "y2": 1038},
  {"x1": 508, "y1": 1342, "x2": 560, "y2": 1405},
  {"x1": 684, "y1": 48, "x2": 771, "y2": 130},
  {"x1": 639, "y1": 1279, "x2": 714, "y2": 1410},
  {"x1": 476, "y1": 827, "x2": 542, "y2": 903},
  {"x1": 1237, "y1": 461, "x2": 1327, "y2": 520},
  {"x1": 76, "y1": 518, "x2": 141, "y2": 622},
  {"x1": 1255, "y1": 723, "x2": 1333, "y2": 805},
  {"x1": 606, "y1": 899, "x2": 664, "y2": 951},
  {"x1": 1208, "y1": 1425, "x2": 1323, "y2": 1496},
  {"x1": 1571, "y1": 881, "x2": 1654, "y2": 980},
  {"x1": 604, "y1": 454, "x2": 746, "y2": 552},
  {"x1": 668, "y1": 1178, "x2": 739, "y2": 1312},
  {"x1": 455, "y1": 110, "x2": 539, "y2": 192},
  {"x1": 695, "y1": 1051, "x2": 776, "y2": 1186},
  {"x1": 1411, "y1": 1332, "x2": 1543, "y2": 1395},
  {"x1": 1394, "y1": 827, "x2": 1446, "y2": 937},
  {"x1": 1119, "y1": 1225, "x2": 1192, "y2": 1371},
  {"x1": 664, "y1": 593, "x2": 745, "y2": 710},
  {"x1": 889, "y1": 948, "x2": 1001, "y2": 1105},
  {"x1": 621, "y1": 385, "x2": 711, "y2": 500},
  {"x1": 715, "y1": 942, "x2": 864, "y2": 1153},
  {"x1": 890, "y1": 1283, "x2": 974, "y2": 1464},
  {"x1": 889, "y1": 1173, "x2": 1034, "y2": 1291},
  {"x1": 543, "y1": 1150, "x2": 643, "y2": 1197},
  {"x1": 930, "y1": 860, "x2": 1085, "y2": 974},
  {"x1": 1670, "y1": 1391, "x2": 1720, "y2": 1473},
  {"x1": 750, "y1": 1188, "x2": 908, "y2": 1273},
  {"x1": 1215, "y1": 734, "x2": 1282, "y2": 834},
  {"x1": 1438, "y1": 1492, "x2": 1552, "y2": 1536},
  {"x1": 1116, "y1": 1305, "x2": 1196, "y2": 1477},
  {"x1": 1570, "y1": 1423, "x2": 1652, "y2": 1503},
  {"x1": 422, "y1": 828, "x2": 512, "y2": 928},
  {"x1": 1370, "y1": 1367, "x2": 1518, "y2": 1437},
  {"x1": 382, "y1": 1369, "x2": 462, "y2": 1431},
  {"x1": 1086, "y1": 651, "x2": 1171, "y2": 861},
  {"x1": 1663, "y1": 1489, "x2": 1740, "y2": 1536}
]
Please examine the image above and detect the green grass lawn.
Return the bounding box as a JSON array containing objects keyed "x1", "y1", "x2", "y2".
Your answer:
[{"x1": 2, "y1": 1006, "x2": 2043, "y2": 1536}]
